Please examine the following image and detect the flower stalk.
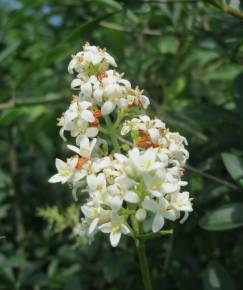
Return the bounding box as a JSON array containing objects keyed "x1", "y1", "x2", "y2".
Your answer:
[{"x1": 137, "y1": 240, "x2": 153, "y2": 290}]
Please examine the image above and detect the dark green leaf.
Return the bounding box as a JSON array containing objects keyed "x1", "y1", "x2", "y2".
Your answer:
[
  {"x1": 203, "y1": 261, "x2": 236, "y2": 290},
  {"x1": 200, "y1": 203, "x2": 243, "y2": 231},
  {"x1": 222, "y1": 152, "x2": 243, "y2": 186}
]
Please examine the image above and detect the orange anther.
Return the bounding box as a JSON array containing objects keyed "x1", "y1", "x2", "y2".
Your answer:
[
  {"x1": 128, "y1": 101, "x2": 140, "y2": 108},
  {"x1": 97, "y1": 72, "x2": 107, "y2": 81},
  {"x1": 89, "y1": 117, "x2": 100, "y2": 127},
  {"x1": 93, "y1": 110, "x2": 102, "y2": 118},
  {"x1": 139, "y1": 131, "x2": 149, "y2": 138},
  {"x1": 76, "y1": 157, "x2": 89, "y2": 170},
  {"x1": 137, "y1": 140, "x2": 151, "y2": 148}
]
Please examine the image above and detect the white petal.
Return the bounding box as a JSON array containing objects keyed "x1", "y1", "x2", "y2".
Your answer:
[
  {"x1": 81, "y1": 110, "x2": 95, "y2": 122},
  {"x1": 135, "y1": 209, "x2": 147, "y2": 222},
  {"x1": 68, "y1": 59, "x2": 76, "y2": 74},
  {"x1": 101, "y1": 101, "x2": 115, "y2": 115},
  {"x1": 48, "y1": 174, "x2": 63, "y2": 183},
  {"x1": 71, "y1": 78, "x2": 82, "y2": 89},
  {"x1": 88, "y1": 218, "x2": 99, "y2": 235},
  {"x1": 139, "y1": 115, "x2": 150, "y2": 123},
  {"x1": 148, "y1": 128, "x2": 160, "y2": 144},
  {"x1": 114, "y1": 153, "x2": 127, "y2": 163},
  {"x1": 55, "y1": 158, "x2": 66, "y2": 171},
  {"x1": 121, "y1": 224, "x2": 130, "y2": 235},
  {"x1": 99, "y1": 222, "x2": 112, "y2": 233},
  {"x1": 164, "y1": 210, "x2": 177, "y2": 221},
  {"x1": 139, "y1": 95, "x2": 150, "y2": 108},
  {"x1": 59, "y1": 127, "x2": 66, "y2": 141},
  {"x1": 79, "y1": 135, "x2": 89, "y2": 149},
  {"x1": 79, "y1": 101, "x2": 92, "y2": 110},
  {"x1": 69, "y1": 156, "x2": 78, "y2": 169},
  {"x1": 86, "y1": 127, "x2": 98, "y2": 137},
  {"x1": 119, "y1": 98, "x2": 128, "y2": 109},
  {"x1": 93, "y1": 88, "x2": 103, "y2": 102},
  {"x1": 180, "y1": 212, "x2": 189, "y2": 224},
  {"x1": 87, "y1": 174, "x2": 97, "y2": 190},
  {"x1": 67, "y1": 144, "x2": 80, "y2": 155},
  {"x1": 124, "y1": 191, "x2": 140, "y2": 203},
  {"x1": 110, "y1": 196, "x2": 123, "y2": 210},
  {"x1": 152, "y1": 214, "x2": 164, "y2": 232},
  {"x1": 81, "y1": 83, "x2": 92, "y2": 97},
  {"x1": 110, "y1": 231, "x2": 121, "y2": 247},
  {"x1": 162, "y1": 183, "x2": 178, "y2": 194},
  {"x1": 119, "y1": 79, "x2": 131, "y2": 89},
  {"x1": 142, "y1": 198, "x2": 158, "y2": 212}
]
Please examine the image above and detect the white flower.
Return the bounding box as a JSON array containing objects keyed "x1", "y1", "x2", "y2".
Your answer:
[
  {"x1": 128, "y1": 147, "x2": 163, "y2": 174},
  {"x1": 48, "y1": 157, "x2": 81, "y2": 184},
  {"x1": 68, "y1": 43, "x2": 117, "y2": 75},
  {"x1": 169, "y1": 191, "x2": 193, "y2": 213},
  {"x1": 99, "y1": 213, "x2": 130, "y2": 247},
  {"x1": 67, "y1": 136, "x2": 97, "y2": 158},
  {"x1": 100, "y1": 70, "x2": 131, "y2": 115},
  {"x1": 143, "y1": 197, "x2": 177, "y2": 232},
  {"x1": 58, "y1": 99, "x2": 98, "y2": 142},
  {"x1": 107, "y1": 175, "x2": 139, "y2": 209},
  {"x1": 81, "y1": 201, "x2": 110, "y2": 235},
  {"x1": 126, "y1": 87, "x2": 150, "y2": 109},
  {"x1": 121, "y1": 115, "x2": 165, "y2": 145}
]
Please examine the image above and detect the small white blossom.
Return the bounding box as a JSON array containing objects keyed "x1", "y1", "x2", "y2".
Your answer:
[
  {"x1": 68, "y1": 42, "x2": 117, "y2": 75},
  {"x1": 99, "y1": 212, "x2": 130, "y2": 247}
]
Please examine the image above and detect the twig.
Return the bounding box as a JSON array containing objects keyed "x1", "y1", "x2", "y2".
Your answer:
[
  {"x1": 0, "y1": 96, "x2": 67, "y2": 110},
  {"x1": 185, "y1": 164, "x2": 240, "y2": 190},
  {"x1": 206, "y1": 0, "x2": 243, "y2": 20},
  {"x1": 146, "y1": 0, "x2": 200, "y2": 3},
  {"x1": 8, "y1": 127, "x2": 25, "y2": 241},
  {"x1": 149, "y1": 99, "x2": 208, "y2": 142}
]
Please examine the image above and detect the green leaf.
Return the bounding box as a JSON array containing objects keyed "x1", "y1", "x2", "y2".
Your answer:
[
  {"x1": 0, "y1": 41, "x2": 20, "y2": 63},
  {"x1": 200, "y1": 203, "x2": 243, "y2": 231},
  {"x1": 222, "y1": 152, "x2": 243, "y2": 186},
  {"x1": 233, "y1": 72, "x2": 243, "y2": 112},
  {"x1": 91, "y1": 0, "x2": 122, "y2": 10},
  {"x1": 158, "y1": 36, "x2": 179, "y2": 55},
  {"x1": 203, "y1": 261, "x2": 236, "y2": 290}
]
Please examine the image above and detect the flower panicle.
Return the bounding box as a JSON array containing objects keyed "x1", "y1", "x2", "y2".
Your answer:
[{"x1": 49, "y1": 43, "x2": 193, "y2": 247}]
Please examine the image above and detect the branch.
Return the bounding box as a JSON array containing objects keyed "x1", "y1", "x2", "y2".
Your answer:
[
  {"x1": 8, "y1": 127, "x2": 25, "y2": 241},
  {"x1": 185, "y1": 164, "x2": 240, "y2": 190},
  {"x1": 146, "y1": 0, "x2": 200, "y2": 3},
  {"x1": 206, "y1": 0, "x2": 243, "y2": 20},
  {"x1": 0, "y1": 96, "x2": 67, "y2": 110}
]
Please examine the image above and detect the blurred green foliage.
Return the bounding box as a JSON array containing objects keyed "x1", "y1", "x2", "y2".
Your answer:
[{"x1": 1, "y1": 0, "x2": 243, "y2": 289}]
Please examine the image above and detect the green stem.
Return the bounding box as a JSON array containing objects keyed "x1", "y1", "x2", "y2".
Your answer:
[
  {"x1": 136, "y1": 240, "x2": 153, "y2": 290},
  {"x1": 130, "y1": 214, "x2": 153, "y2": 290},
  {"x1": 104, "y1": 115, "x2": 120, "y2": 152},
  {"x1": 137, "y1": 229, "x2": 173, "y2": 241}
]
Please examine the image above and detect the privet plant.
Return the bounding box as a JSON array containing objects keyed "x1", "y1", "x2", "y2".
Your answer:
[{"x1": 49, "y1": 43, "x2": 193, "y2": 290}]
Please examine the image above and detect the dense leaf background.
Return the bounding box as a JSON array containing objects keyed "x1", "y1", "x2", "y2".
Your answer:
[{"x1": 1, "y1": 1, "x2": 243, "y2": 289}]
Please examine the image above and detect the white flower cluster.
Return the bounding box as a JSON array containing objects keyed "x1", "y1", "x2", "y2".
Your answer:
[{"x1": 49, "y1": 43, "x2": 192, "y2": 247}]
